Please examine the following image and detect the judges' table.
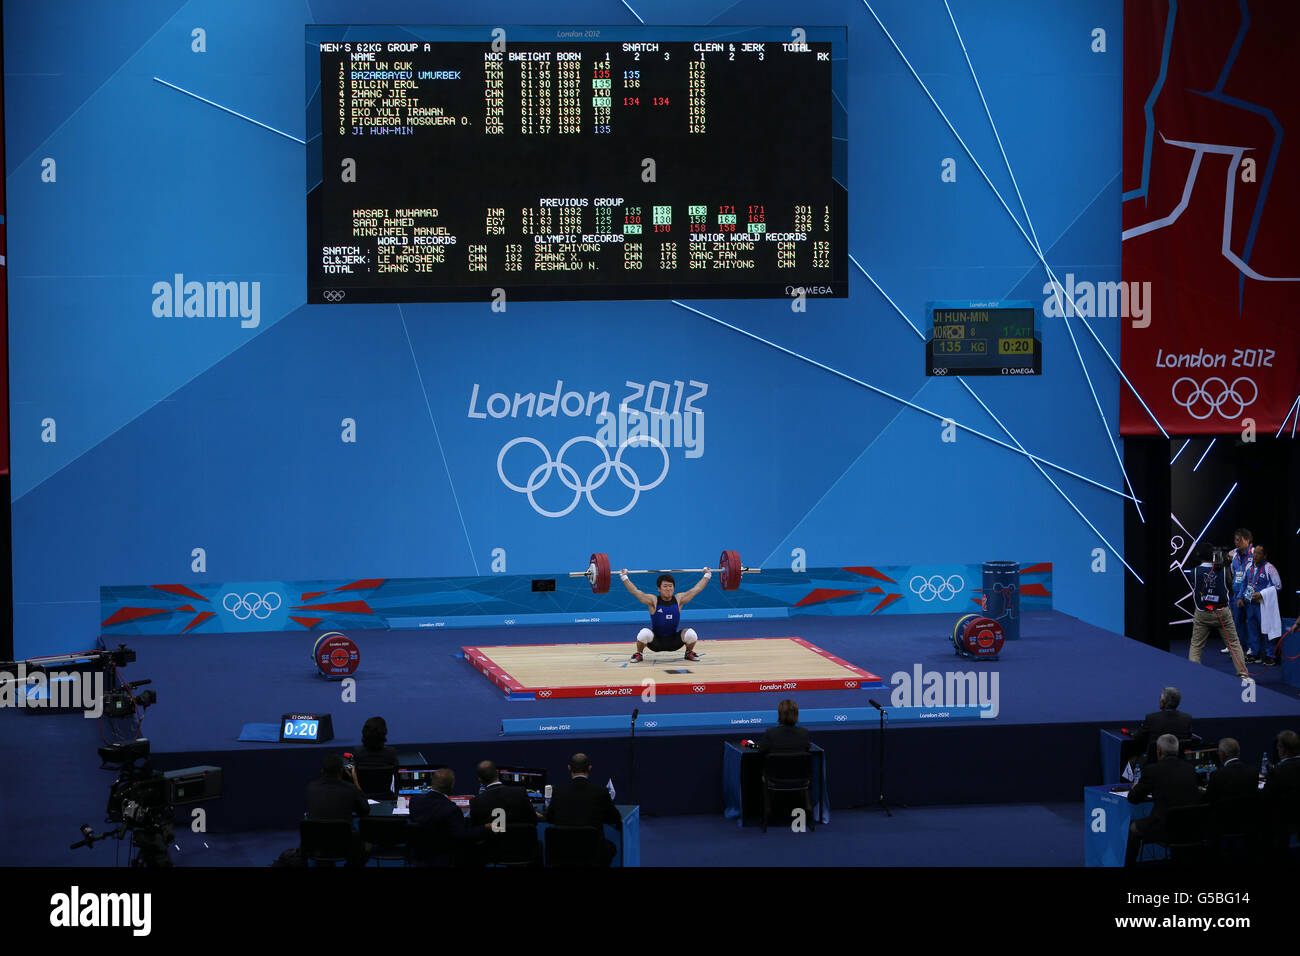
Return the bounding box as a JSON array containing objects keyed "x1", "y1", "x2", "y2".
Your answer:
[
  {"x1": 372, "y1": 800, "x2": 639, "y2": 866},
  {"x1": 1084, "y1": 784, "x2": 1153, "y2": 866},
  {"x1": 723, "y1": 741, "x2": 829, "y2": 827}
]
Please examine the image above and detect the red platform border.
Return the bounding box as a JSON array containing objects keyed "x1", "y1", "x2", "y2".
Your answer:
[{"x1": 461, "y1": 637, "x2": 883, "y2": 700}]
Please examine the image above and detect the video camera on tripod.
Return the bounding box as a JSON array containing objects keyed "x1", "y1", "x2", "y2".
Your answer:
[{"x1": 71, "y1": 738, "x2": 223, "y2": 866}]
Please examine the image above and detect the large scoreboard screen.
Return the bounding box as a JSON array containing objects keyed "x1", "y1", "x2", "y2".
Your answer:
[
  {"x1": 306, "y1": 26, "x2": 847, "y2": 303},
  {"x1": 925, "y1": 301, "x2": 1042, "y2": 376}
]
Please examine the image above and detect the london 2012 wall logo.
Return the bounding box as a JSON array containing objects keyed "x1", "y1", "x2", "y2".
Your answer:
[{"x1": 469, "y1": 378, "x2": 707, "y2": 517}]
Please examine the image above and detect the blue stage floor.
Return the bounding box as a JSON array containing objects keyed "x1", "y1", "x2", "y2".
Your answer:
[
  {"x1": 110, "y1": 610, "x2": 1300, "y2": 751},
  {"x1": 3, "y1": 610, "x2": 1298, "y2": 866}
]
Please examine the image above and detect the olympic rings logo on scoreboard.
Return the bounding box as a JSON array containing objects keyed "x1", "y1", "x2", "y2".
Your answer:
[
  {"x1": 222, "y1": 591, "x2": 282, "y2": 620},
  {"x1": 909, "y1": 574, "x2": 964, "y2": 603},
  {"x1": 497, "y1": 434, "x2": 669, "y2": 518},
  {"x1": 1171, "y1": 376, "x2": 1257, "y2": 420}
]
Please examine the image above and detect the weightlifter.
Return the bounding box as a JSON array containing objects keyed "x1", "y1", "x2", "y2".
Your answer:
[{"x1": 622, "y1": 569, "x2": 711, "y2": 662}]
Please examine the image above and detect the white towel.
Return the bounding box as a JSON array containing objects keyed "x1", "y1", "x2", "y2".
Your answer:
[{"x1": 1260, "y1": 585, "x2": 1282, "y2": 639}]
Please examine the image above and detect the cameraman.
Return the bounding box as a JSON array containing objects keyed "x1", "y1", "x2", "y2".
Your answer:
[
  {"x1": 1185, "y1": 547, "x2": 1249, "y2": 678},
  {"x1": 305, "y1": 754, "x2": 368, "y2": 865},
  {"x1": 306, "y1": 753, "x2": 369, "y2": 820}
]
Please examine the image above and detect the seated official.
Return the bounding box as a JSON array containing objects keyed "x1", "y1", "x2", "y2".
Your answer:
[
  {"x1": 757, "y1": 699, "x2": 812, "y2": 755},
  {"x1": 1134, "y1": 686, "x2": 1192, "y2": 765},
  {"x1": 1204, "y1": 738, "x2": 1259, "y2": 837},
  {"x1": 1204, "y1": 738, "x2": 1258, "y2": 804},
  {"x1": 409, "y1": 768, "x2": 486, "y2": 867},
  {"x1": 1263, "y1": 729, "x2": 1300, "y2": 845},
  {"x1": 546, "y1": 753, "x2": 621, "y2": 865},
  {"x1": 1125, "y1": 733, "x2": 1203, "y2": 866},
  {"x1": 469, "y1": 761, "x2": 542, "y2": 829},
  {"x1": 354, "y1": 716, "x2": 399, "y2": 774}
]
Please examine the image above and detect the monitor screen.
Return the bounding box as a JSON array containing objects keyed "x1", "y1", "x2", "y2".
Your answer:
[
  {"x1": 497, "y1": 766, "x2": 548, "y2": 809},
  {"x1": 1185, "y1": 747, "x2": 1218, "y2": 775},
  {"x1": 396, "y1": 765, "x2": 446, "y2": 794}
]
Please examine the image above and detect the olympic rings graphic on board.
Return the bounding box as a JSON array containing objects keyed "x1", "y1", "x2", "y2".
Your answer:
[
  {"x1": 497, "y1": 434, "x2": 670, "y2": 518},
  {"x1": 908, "y1": 574, "x2": 965, "y2": 603},
  {"x1": 222, "y1": 591, "x2": 282, "y2": 620},
  {"x1": 323, "y1": 290, "x2": 346, "y2": 303},
  {"x1": 693, "y1": 685, "x2": 706, "y2": 692},
  {"x1": 1171, "y1": 376, "x2": 1257, "y2": 420}
]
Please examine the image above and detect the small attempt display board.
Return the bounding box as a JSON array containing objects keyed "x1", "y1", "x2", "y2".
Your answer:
[
  {"x1": 462, "y1": 637, "x2": 882, "y2": 700},
  {"x1": 926, "y1": 300, "x2": 1041, "y2": 376}
]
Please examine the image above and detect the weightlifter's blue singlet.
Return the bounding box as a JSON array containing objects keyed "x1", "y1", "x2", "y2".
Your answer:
[{"x1": 651, "y1": 598, "x2": 680, "y2": 639}]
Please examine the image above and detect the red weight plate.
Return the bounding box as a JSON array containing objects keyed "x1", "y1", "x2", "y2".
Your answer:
[
  {"x1": 720, "y1": 549, "x2": 743, "y2": 591},
  {"x1": 314, "y1": 631, "x2": 360, "y2": 677},
  {"x1": 954, "y1": 615, "x2": 1004, "y2": 657},
  {"x1": 591, "y1": 552, "x2": 611, "y2": 594}
]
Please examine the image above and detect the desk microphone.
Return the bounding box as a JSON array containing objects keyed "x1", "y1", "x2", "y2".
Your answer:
[{"x1": 868, "y1": 699, "x2": 883, "y2": 711}]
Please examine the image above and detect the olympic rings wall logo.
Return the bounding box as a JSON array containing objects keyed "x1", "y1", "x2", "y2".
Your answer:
[
  {"x1": 1171, "y1": 376, "x2": 1257, "y2": 420},
  {"x1": 497, "y1": 435, "x2": 670, "y2": 517},
  {"x1": 909, "y1": 574, "x2": 965, "y2": 603},
  {"x1": 222, "y1": 591, "x2": 282, "y2": 620}
]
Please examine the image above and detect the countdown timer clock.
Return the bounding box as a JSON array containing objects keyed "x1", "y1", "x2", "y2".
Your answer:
[{"x1": 279, "y1": 713, "x2": 335, "y2": 742}]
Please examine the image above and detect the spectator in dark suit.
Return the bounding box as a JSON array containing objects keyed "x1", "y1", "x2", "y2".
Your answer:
[
  {"x1": 470, "y1": 761, "x2": 542, "y2": 829},
  {"x1": 1263, "y1": 729, "x2": 1300, "y2": 847},
  {"x1": 757, "y1": 699, "x2": 812, "y2": 755},
  {"x1": 546, "y1": 753, "x2": 621, "y2": 865},
  {"x1": 1125, "y1": 734, "x2": 1203, "y2": 866},
  {"x1": 353, "y1": 717, "x2": 397, "y2": 801},
  {"x1": 1134, "y1": 687, "x2": 1193, "y2": 765},
  {"x1": 409, "y1": 768, "x2": 486, "y2": 867}
]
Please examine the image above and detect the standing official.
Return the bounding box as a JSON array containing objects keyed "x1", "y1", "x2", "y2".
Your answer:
[
  {"x1": 1224, "y1": 529, "x2": 1254, "y2": 657},
  {"x1": 1241, "y1": 546, "x2": 1282, "y2": 665}
]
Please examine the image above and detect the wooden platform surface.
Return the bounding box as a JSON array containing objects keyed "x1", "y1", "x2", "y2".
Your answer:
[{"x1": 462, "y1": 637, "x2": 882, "y2": 699}]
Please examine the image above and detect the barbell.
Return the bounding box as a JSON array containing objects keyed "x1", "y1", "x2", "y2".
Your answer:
[{"x1": 569, "y1": 550, "x2": 759, "y2": 594}]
